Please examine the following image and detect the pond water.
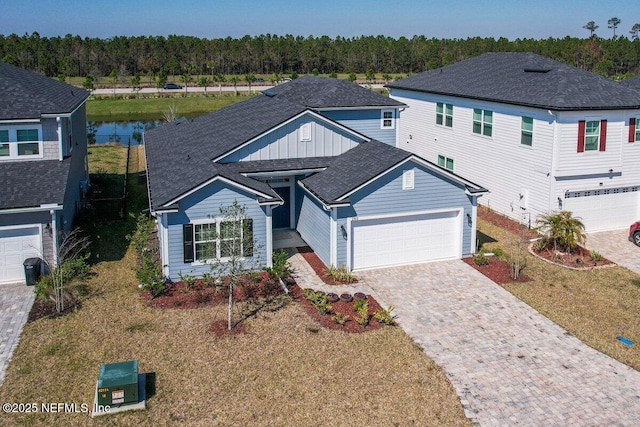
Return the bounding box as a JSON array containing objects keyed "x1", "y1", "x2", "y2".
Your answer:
[{"x1": 87, "y1": 120, "x2": 161, "y2": 146}]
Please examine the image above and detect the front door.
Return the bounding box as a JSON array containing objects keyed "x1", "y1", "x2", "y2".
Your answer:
[{"x1": 272, "y1": 186, "x2": 291, "y2": 229}]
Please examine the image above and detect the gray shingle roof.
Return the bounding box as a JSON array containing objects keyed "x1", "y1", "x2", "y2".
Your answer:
[
  {"x1": 145, "y1": 76, "x2": 403, "y2": 210},
  {"x1": 0, "y1": 159, "x2": 71, "y2": 209},
  {"x1": 620, "y1": 76, "x2": 640, "y2": 91},
  {"x1": 0, "y1": 61, "x2": 90, "y2": 120},
  {"x1": 387, "y1": 52, "x2": 640, "y2": 110},
  {"x1": 300, "y1": 140, "x2": 411, "y2": 204},
  {"x1": 265, "y1": 75, "x2": 405, "y2": 109}
]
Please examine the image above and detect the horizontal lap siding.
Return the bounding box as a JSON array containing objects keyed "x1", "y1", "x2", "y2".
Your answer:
[
  {"x1": 296, "y1": 191, "x2": 331, "y2": 266},
  {"x1": 165, "y1": 182, "x2": 266, "y2": 280},
  {"x1": 222, "y1": 115, "x2": 362, "y2": 162},
  {"x1": 392, "y1": 89, "x2": 554, "y2": 225},
  {"x1": 322, "y1": 109, "x2": 397, "y2": 146},
  {"x1": 347, "y1": 161, "x2": 474, "y2": 256}
]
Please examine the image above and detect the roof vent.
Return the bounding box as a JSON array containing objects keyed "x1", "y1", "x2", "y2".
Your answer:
[
  {"x1": 524, "y1": 68, "x2": 552, "y2": 73},
  {"x1": 264, "y1": 90, "x2": 277, "y2": 97}
]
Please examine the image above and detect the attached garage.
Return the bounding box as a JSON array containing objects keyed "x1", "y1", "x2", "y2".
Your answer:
[
  {"x1": 351, "y1": 210, "x2": 462, "y2": 270},
  {"x1": 0, "y1": 226, "x2": 42, "y2": 285},
  {"x1": 564, "y1": 187, "x2": 639, "y2": 232}
]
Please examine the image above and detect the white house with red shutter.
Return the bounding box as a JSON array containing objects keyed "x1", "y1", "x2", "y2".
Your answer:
[{"x1": 387, "y1": 52, "x2": 640, "y2": 232}]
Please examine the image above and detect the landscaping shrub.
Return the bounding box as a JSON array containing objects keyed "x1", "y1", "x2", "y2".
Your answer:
[
  {"x1": 353, "y1": 299, "x2": 370, "y2": 326},
  {"x1": 303, "y1": 288, "x2": 333, "y2": 315},
  {"x1": 324, "y1": 265, "x2": 356, "y2": 283},
  {"x1": 474, "y1": 252, "x2": 489, "y2": 266},
  {"x1": 373, "y1": 305, "x2": 396, "y2": 326}
]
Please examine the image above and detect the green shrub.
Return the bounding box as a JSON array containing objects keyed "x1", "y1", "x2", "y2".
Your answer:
[
  {"x1": 263, "y1": 250, "x2": 292, "y2": 280},
  {"x1": 324, "y1": 265, "x2": 356, "y2": 283},
  {"x1": 303, "y1": 289, "x2": 332, "y2": 315},
  {"x1": 373, "y1": 305, "x2": 396, "y2": 326},
  {"x1": 590, "y1": 250, "x2": 602, "y2": 262},
  {"x1": 178, "y1": 272, "x2": 197, "y2": 289},
  {"x1": 491, "y1": 247, "x2": 505, "y2": 259},
  {"x1": 331, "y1": 313, "x2": 349, "y2": 326},
  {"x1": 353, "y1": 299, "x2": 370, "y2": 326},
  {"x1": 474, "y1": 252, "x2": 489, "y2": 266}
]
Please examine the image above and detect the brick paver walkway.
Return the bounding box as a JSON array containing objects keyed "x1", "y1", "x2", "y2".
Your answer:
[
  {"x1": 357, "y1": 261, "x2": 640, "y2": 426},
  {"x1": 586, "y1": 229, "x2": 640, "y2": 276},
  {"x1": 0, "y1": 283, "x2": 35, "y2": 386},
  {"x1": 288, "y1": 250, "x2": 640, "y2": 426}
]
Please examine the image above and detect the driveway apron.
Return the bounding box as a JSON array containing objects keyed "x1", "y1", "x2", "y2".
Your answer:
[
  {"x1": 586, "y1": 229, "x2": 640, "y2": 276},
  {"x1": 0, "y1": 283, "x2": 35, "y2": 386},
  {"x1": 358, "y1": 260, "x2": 640, "y2": 426}
]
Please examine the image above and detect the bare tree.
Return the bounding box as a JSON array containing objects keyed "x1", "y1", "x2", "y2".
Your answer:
[
  {"x1": 608, "y1": 17, "x2": 621, "y2": 38},
  {"x1": 207, "y1": 201, "x2": 261, "y2": 330},
  {"x1": 583, "y1": 21, "x2": 599, "y2": 37}
]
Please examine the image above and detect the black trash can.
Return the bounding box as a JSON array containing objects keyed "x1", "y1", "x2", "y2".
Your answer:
[{"x1": 23, "y1": 257, "x2": 42, "y2": 286}]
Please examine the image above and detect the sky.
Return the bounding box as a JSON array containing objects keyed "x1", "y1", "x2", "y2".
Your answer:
[{"x1": 2, "y1": 0, "x2": 638, "y2": 40}]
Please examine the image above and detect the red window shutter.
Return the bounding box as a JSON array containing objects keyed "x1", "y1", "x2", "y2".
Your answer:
[
  {"x1": 630, "y1": 118, "x2": 636, "y2": 143},
  {"x1": 577, "y1": 120, "x2": 585, "y2": 152},
  {"x1": 599, "y1": 119, "x2": 607, "y2": 151}
]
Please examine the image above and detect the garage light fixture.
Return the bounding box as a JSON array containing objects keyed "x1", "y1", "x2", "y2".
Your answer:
[{"x1": 340, "y1": 225, "x2": 348, "y2": 239}]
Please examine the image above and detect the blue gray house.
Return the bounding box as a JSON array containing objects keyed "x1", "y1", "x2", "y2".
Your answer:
[
  {"x1": 0, "y1": 61, "x2": 90, "y2": 284},
  {"x1": 144, "y1": 76, "x2": 486, "y2": 280}
]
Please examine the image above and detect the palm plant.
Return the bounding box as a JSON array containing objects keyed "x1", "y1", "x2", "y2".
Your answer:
[
  {"x1": 229, "y1": 76, "x2": 241, "y2": 96},
  {"x1": 536, "y1": 211, "x2": 586, "y2": 253}
]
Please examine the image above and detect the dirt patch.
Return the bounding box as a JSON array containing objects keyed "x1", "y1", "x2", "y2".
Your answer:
[
  {"x1": 463, "y1": 256, "x2": 530, "y2": 284},
  {"x1": 290, "y1": 285, "x2": 392, "y2": 333},
  {"x1": 296, "y1": 246, "x2": 357, "y2": 285},
  {"x1": 209, "y1": 319, "x2": 248, "y2": 336},
  {"x1": 28, "y1": 299, "x2": 82, "y2": 322}
]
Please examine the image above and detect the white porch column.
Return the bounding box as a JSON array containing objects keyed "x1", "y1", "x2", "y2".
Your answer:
[
  {"x1": 56, "y1": 117, "x2": 64, "y2": 161},
  {"x1": 470, "y1": 201, "x2": 478, "y2": 254},
  {"x1": 50, "y1": 209, "x2": 58, "y2": 265},
  {"x1": 330, "y1": 207, "x2": 337, "y2": 267}
]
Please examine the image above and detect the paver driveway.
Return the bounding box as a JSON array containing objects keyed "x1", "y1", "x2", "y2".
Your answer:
[
  {"x1": 0, "y1": 283, "x2": 34, "y2": 386},
  {"x1": 586, "y1": 229, "x2": 640, "y2": 275},
  {"x1": 358, "y1": 260, "x2": 640, "y2": 426}
]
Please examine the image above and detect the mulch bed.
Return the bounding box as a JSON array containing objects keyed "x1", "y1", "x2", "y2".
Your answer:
[
  {"x1": 463, "y1": 256, "x2": 530, "y2": 284},
  {"x1": 478, "y1": 205, "x2": 538, "y2": 240},
  {"x1": 28, "y1": 299, "x2": 82, "y2": 322},
  {"x1": 289, "y1": 285, "x2": 389, "y2": 333},
  {"x1": 530, "y1": 244, "x2": 614, "y2": 269},
  {"x1": 296, "y1": 246, "x2": 357, "y2": 285},
  {"x1": 141, "y1": 272, "x2": 284, "y2": 310}
]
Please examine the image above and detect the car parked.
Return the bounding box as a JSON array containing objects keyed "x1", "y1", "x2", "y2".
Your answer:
[
  {"x1": 163, "y1": 82, "x2": 182, "y2": 90},
  {"x1": 629, "y1": 221, "x2": 640, "y2": 246}
]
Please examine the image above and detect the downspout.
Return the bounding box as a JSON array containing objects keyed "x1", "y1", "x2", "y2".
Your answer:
[
  {"x1": 50, "y1": 209, "x2": 58, "y2": 266},
  {"x1": 56, "y1": 117, "x2": 63, "y2": 161},
  {"x1": 330, "y1": 207, "x2": 338, "y2": 267},
  {"x1": 548, "y1": 110, "x2": 560, "y2": 210}
]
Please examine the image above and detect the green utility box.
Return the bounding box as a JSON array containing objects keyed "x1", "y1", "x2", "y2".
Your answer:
[{"x1": 97, "y1": 360, "x2": 139, "y2": 406}]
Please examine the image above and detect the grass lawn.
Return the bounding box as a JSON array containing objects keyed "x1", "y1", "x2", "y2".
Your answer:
[
  {"x1": 477, "y1": 215, "x2": 640, "y2": 371},
  {"x1": 87, "y1": 95, "x2": 251, "y2": 121},
  {"x1": 0, "y1": 146, "x2": 469, "y2": 426}
]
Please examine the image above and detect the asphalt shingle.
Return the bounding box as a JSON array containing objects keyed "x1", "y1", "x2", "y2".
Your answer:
[
  {"x1": 0, "y1": 61, "x2": 90, "y2": 120},
  {"x1": 387, "y1": 52, "x2": 640, "y2": 110},
  {"x1": 0, "y1": 159, "x2": 71, "y2": 209}
]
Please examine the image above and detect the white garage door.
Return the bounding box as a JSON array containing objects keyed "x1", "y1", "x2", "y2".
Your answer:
[
  {"x1": 352, "y1": 211, "x2": 461, "y2": 270},
  {"x1": 0, "y1": 227, "x2": 41, "y2": 284},
  {"x1": 564, "y1": 187, "x2": 639, "y2": 232}
]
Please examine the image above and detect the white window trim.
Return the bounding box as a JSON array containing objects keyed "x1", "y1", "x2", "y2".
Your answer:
[
  {"x1": 402, "y1": 169, "x2": 415, "y2": 190},
  {"x1": 381, "y1": 109, "x2": 395, "y2": 129},
  {"x1": 190, "y1": 218, "x2": 252, "y2": 265},
  {"x1": 0, "y1": 124, "x2": 44, "y2": 160},
  {"x1": 584, "y1": 119, "x2": 600, "y2": 152},
  {"x1": 436, "y1": 102, "x2": 453, "y2": 128},
  {"x1": 438, "y1": 154, "x2": 454, "y2": 171},
  {"x1": 636, "y1": 116, "x2": 640, "y2": 142},
  {"x1": 521, "y1": 116, "x2": 534, "y2": 147},
  {"x1": 472, "y1": 108, "x2": 492, "y2": 137}
]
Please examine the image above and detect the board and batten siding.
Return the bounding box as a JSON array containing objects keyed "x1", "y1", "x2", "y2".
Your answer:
[
  {"x1": 392, "y1": 89, "x2": 556, "y2": 225},
  {"x1": 164, "y1": 182, "x2": 267, "y2": 280},
  {"x1": 296, "y1": 191, "x2": 331, "y2": 266},
  {"x1": 321, "y1": 109, "x2": 397, "y2": 146},
  {"x1": 337, "y1": 160, "x2": 475, "y2": 262},
  {"x1": 220, "y1": 115, "x2": 363, "y2": 162}
]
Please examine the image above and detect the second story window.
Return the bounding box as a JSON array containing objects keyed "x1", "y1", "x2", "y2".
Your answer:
[
  {"x1": 521, "y1": 117, "x2": 533, "y2": 146},
  {"x1": 473, "y1": 109, "x2": 492, "y2": 137},
  {"x1": 436, "y1": 103, "x2": 453, "y2": 127},
  {"x1": 577, "y1": 119, "x2": 607, "y2": 152},
  {"x1": 381, "y1": 110, "x2": 394, "y2": 129},
  {"x1": 584, "y1": 120, "x2": 599, "y2": 151},
  {"x1": 0, "y1": 126, "x2": 42, "y2": 159}
]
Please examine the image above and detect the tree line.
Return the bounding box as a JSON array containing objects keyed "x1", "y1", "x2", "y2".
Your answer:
[{"x1": 1, "y1": 32, "x2": 639, "y2": 82}]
